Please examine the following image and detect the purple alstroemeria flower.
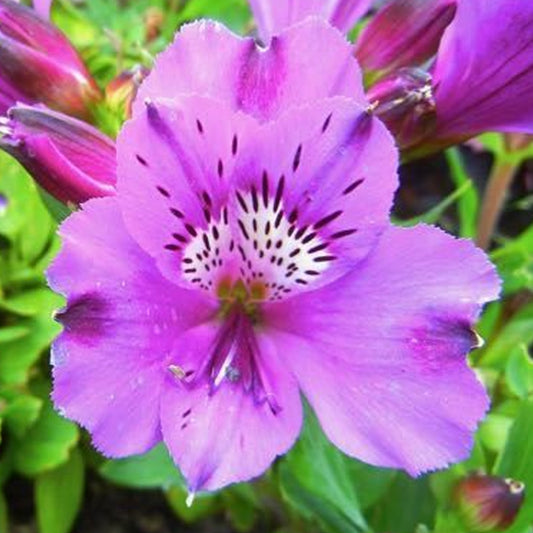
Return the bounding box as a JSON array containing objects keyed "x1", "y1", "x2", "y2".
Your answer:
[
  {"x1": 0, "y1": 104, "x2": 116, "y2": 204},
  {"x1": 48, "y1": 20, "x2": 499, "y2": 494},
  {"x1": 403, "y1": 0, "x2": 533, "y2": 156},
  {"x1": 0, "y1": 0, "x2": 100, "y2": 119},
  {"x1": 248, "y1": 0, "x2": 374, "y2": 43}
]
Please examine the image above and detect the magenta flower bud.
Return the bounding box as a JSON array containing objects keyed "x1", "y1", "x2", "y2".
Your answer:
[
  {"x1": 454, "y1": 473, "x2": 525, "y2": 532},
  {"x1": 0, "y1": 0, "x2": 101, "y2": 119},
  {"x1": 367, "y1": 68, "x2": 436, "y2": 148},
  {"x1": 356, "y1": 0, "x2": 456, "y2": 81},
  {"x1": 0, "y1": 104, "x2": 116, "y2": 205}
]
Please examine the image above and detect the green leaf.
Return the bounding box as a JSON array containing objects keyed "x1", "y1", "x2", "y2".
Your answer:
[
  {"x1": 492, "y1": 225, "x2": 533, "y2": 295},
  {"x1": 0, "y1": 288, "x2": 58, "y2": 317},
  {"x1": 495, "y1": 400, "x2": 533, "y2": 533},
  {"x1": 0, "y1": 326, "x2": 29, "y2": 343},
  {"x1": 0, "y1": 154, "x2": 54, "y2": 262},
  {"x1": 505, "y1": 345, "x2": 533, "y2": 399},
  {"x1": 446, "y1": 148, "x2": 479, "y2": 238},
  {"x1": 280, "y1": 412, "x2": 370, "y2": 533},
  {"x1": 397, "y1": 180, "x2": 474, "y2": 227},
  {"x1": 177, "y1": 0, "x2": 251, "y2": 34},
  {"x1": 478, "y1": 301, "x2": 533, "y2": 369},
  {"x1": 0, "y1": 290, "x2": 63, "y2": 386},
  {"x1": 2, "y1": 394, "x2": 43, "y2": 439},
  {"x1": 478, "y1": 413, "x2": 514, "y2": 453},
  {"x1": 222, "y1": 484, "x2": 259, "y2": 533},
  {"x1": 14, "y1": 399, "x2": 78, "y2": 476},
  {"x1": 99, "y1": 444, "x2": 183, "y2": 489},
  {"x1": 369, "y1": 474, "x2": 436, "y2": 533},
  {"x1": 477, "y1": 132, "x2": 533, "y2": 166},
  {"x1": 35, "y1": 447, "x2": 84, "y2": 533}
]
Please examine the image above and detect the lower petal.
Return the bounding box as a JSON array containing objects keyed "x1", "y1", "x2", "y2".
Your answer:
[
  {"x1": 265, "y1": 224, "x2": 500, "y2": 474},
  {"x1": 160, "y1": 325, "x2": 302, "y2": 491}
]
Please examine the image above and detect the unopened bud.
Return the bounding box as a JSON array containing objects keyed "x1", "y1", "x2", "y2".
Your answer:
[
  {"x1": 105, "y1": 66, "x2": 149, "y2": 120},
  {"x1": 0, "y1": 104, "x2": 116, "y2": 205},
  {"x1": 144, "y1": 7, "x2": 164, "y2": 43},
  {"x1": 367, "y1": 68, "x2": 436, "y2": 148},
  {"x1": 0, "y1": 0, "x2": 100, "y2": 119},
  {"x1": 356, "y1": 0, "x2": 456, "y2": 82},
  {"x1": 454, "y1": 473, "x2": 525, "y2": 532}
]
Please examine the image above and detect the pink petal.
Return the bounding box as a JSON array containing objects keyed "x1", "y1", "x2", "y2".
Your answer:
[
  {"x1": 49, "y1": 198, "x2": 216, "y2": 457},
  {"x1": 161, "y1": 324, "x2": 302, "y2": 491},
  {"x1": 233, "y1": 96, "x2": 398, "y2": 289},
  {"x1": 33, "y1": 0, "x2": 52, "y2": 19},
  {"x1": 134, "y1": 19, "x2": 366, "y2": 121},
  {"x1": 431, "y1": 0, "x2": 533, "y2": 140},
  {"x1": 118, "y1": 95, "x2": 397, "y2": 299},
  {"x1": 265, "y1": 224, "x2": 500, "y2": 474},
  {"x1": 248, "y1": 0, "x2": 374, "y2": 43},
  {"x1": 117, "y1": 95, "x2": 259, "y2": 289}
]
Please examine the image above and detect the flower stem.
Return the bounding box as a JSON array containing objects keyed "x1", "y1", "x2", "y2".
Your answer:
[{"x1": 476, "y1": 158, "x2": 516, "y2": 250}]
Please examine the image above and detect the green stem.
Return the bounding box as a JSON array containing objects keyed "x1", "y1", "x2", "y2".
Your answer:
[{"x1": 476, "y1": 158, "x2": 516, "y2": 250}]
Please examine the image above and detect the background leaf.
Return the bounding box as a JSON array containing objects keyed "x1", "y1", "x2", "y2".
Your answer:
[{"x1": 35, "y1": 448, "x2": 85, "y2": 533}]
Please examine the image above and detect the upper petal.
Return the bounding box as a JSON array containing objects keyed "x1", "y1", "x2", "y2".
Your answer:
[
  {"x1": 118, "y1": 95, "x2": 398, "y2": 299},
  {"x1": 248, "y1": 0, "x2": 374, "y2": 43},
  {"x1": 431, "y1": 0, "x2": 533, "y2": 140},
  {"x1": 232, "y1": 96, "x2": 399, "y2": 291},
  {"x1": 134, "y1": 18, "x2": 366, "y2": 121},
  {"x1": 48, "y1": 197, "x2": 215, "y2": 457},
  {"x1": 265, "y1": 224, "x2": 500, "y2": 474}
]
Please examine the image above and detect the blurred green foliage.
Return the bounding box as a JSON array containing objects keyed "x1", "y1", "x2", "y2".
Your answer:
[{"x1": 1, "y1": 1, "x2": 532, "y2": 533}]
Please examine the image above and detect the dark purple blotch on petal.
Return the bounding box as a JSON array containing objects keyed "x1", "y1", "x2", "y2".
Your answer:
[
  {"x1": 408, "y1": 314, "x2": 480, "y2": 373},
  {"x1": 55, "y1": 293, "x2": 110, "y2": 344},
  {"x1": 236, "y1": 38, "x2": 287, "y2": 120}
]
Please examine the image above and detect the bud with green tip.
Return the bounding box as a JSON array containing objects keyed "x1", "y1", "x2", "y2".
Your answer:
[{"x1": 454, "y1": 473, "x2": 525, "y2": 532}]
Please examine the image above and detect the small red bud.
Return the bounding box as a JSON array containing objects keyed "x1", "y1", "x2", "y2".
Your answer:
[
  {"x1": 105, "y1": 66, "x2": 149, "y2": 120},
  {"x1": 454, "y1": 473, "x2": 525, "y2": 532}
]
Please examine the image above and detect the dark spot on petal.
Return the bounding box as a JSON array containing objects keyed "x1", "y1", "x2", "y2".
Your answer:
[
  {"x1": 273, "y1": 175, "x2": 285, "y2": 212},
  {"x1": 236, "y1": 192, "x2": 249, "y2": 213},
  {"x1": 262, "y1": 171, "x2": 269, "y2": 207},
  {"x1": 292, "y1": 144, "x2": 302, "y2": 172},
  {"x1": 331, "y1": 228, "x2": 358, "y2": 239},
  {"x1": 136, "y1": 154, "x2": 148, "y2": 166},
  {"x1": 156, "y1": 186, "x2": 171, "y2": 198},
  {"x1": 321, "y1": 113, "x2": 333, "y2": 133},
  {"x1": 342, "y1": 178, "x2": 365, "y2": 196},
  {"x1": 196, "y1": 119, "x2": 204, "y2": 134},
  {"x1": 172, "y1": 233, "x2": 188, "y2": 243},
  {"x1": 314, "y1": 210, "x2": 342, "y2": 230},
  {"x1": 170, "y1": 207, "x2": 184, "y2": 219},
  {"x1": 185, "y1": 224, "x2": 197, "y2": 237}
]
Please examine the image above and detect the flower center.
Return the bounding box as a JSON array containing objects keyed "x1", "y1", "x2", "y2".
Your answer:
[
  {"x1": 170, "y1": 302, "x2": 280, "y2": 414},
  {"x1": 177, "y1": 180, "x2": 335, "y2": 301}
]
